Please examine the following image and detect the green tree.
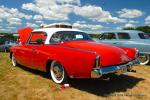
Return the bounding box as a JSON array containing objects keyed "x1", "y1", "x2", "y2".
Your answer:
[{"x1": 123, "y1": 26, "x2": 150, "y2": 33}]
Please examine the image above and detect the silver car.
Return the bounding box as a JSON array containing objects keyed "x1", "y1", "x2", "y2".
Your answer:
[
  {"x1": 89, "y1": 30, "x2": 150, "y2": 65},
  {"x1": 0, "y1": 40, "x2": 17, "y2": 52}
]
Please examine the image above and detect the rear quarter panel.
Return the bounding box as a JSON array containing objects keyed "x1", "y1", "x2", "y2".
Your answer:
[{"x1": 42, "y1": 45, "x2": 97, "y2": 78}]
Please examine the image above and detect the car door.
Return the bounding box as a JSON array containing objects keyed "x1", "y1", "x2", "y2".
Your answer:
[
  {"x1": 99, "y1": 32, "x2": 121, "y2": 46},
  {"x1": 116, "y1": 32, "x2": 131, "y2": 47},
  {"x1": 25, "y1": 31, "x2": 47, "y2": 70}
]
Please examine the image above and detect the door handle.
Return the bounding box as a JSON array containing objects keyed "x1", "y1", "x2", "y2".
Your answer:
[{"x1": 32, "y1": 48, "x2": 39, "y2": 54}]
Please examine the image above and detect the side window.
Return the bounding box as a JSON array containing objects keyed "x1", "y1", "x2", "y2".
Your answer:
[
  {"x1": 118, "y1": 33, "x2": 130, "y2": 39},
  {"x1": 100, "y1": 33, "x2": 116, "y2": 40},
  {"x1": 138, "y1": 33, "x2": 149, "y2": 39},
  {"x1": 50, "y1": 32, "x2": 62, "y2": 43},
  {"x1": 28, "y1": 32, "x2": 47, "y2": 45}
]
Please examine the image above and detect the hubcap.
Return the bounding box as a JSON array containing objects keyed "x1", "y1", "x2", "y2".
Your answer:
[
  {"x1": 52, "y1": 64, "x2": 64, "y2": 81},
  {"x1": 138, "y1": 54, "x2": 149, "y2": 65}
]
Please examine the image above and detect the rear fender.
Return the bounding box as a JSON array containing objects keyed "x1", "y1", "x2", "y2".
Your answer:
[
  {"x1": 119, "y1": 46, "x2": 137, "y2": 59},
  {"x1": 46, "y1": 47, "x2": 97, "y2": 78}
]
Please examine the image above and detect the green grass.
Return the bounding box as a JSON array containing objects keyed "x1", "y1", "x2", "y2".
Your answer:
[{"x1": 0, "y1": 53, "x2": 150, "y2": 100}]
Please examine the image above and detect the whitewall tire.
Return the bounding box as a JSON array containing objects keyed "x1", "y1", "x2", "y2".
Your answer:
[
  {"x1": 138, "y1": 54, "x2": 150, "y2": 65},
  {"x1": 50, "y1": 61, "x2": 68, "y2": 84},
  {"x1": 12, "y1": 54, "x2": 17, "y2": 67}
]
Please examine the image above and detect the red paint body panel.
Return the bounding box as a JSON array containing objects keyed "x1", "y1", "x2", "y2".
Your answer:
[
  {"x1": 10, "y1": 27, "x2": 137, "y2": 78},
  {"x1": 61, "y1": 41, "x2": 136, "y2": 66},
  {"x1": 11, "y1": 44, "x2": 97, "y2": 78}
]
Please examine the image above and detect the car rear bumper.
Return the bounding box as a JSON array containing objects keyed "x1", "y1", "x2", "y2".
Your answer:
[{"x1": 91, "y1": 59, "x2": 139, "y2": 78}]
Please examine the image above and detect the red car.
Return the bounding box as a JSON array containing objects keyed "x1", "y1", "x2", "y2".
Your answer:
[{"x1": 10, "y1": 24, "x2": 139, "y2": 84}]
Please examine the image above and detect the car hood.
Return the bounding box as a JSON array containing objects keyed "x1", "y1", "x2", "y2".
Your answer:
[{"x1": 61, "y1": 40, "x2": 132, "y2": 67}]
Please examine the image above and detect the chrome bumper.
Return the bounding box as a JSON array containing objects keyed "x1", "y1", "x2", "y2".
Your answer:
[{"x1": 91, "y1": 59, "x2": 139, "y2": 78}]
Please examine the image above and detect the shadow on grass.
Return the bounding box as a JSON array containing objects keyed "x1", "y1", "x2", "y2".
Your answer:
[
  {"x1": 17, "y1": 64, "x2": 50, "y2": 79},
  {"x1": 71, "y1": 75, "x2": 144, "y2": 96},
  {"x1": 17, "y1": 65, "x2": 144, "y2": 96}
]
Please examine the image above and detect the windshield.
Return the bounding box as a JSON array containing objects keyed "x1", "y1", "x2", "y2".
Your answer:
[{"x1": 50, "y1": 31, "x2": 92, "y2": 43}]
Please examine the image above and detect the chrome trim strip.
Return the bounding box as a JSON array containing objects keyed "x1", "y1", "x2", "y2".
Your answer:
[{"x1": 91, "y1": 59, "x2": 139, "y2": 78}]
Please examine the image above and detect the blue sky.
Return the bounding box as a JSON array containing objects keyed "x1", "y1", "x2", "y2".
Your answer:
[{"x1": 0, "y1": 0, "x2": 150, "y2": 33}]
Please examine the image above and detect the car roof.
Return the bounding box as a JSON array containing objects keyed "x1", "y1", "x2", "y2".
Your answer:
[
  {"x1": 33, "y1": 28, "x2": 82, "y2": 34},
  {"x1": 100, "y1": 30, "x2": 144, "y2": 34}
]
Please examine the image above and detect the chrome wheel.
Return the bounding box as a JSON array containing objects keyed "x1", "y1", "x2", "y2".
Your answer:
[
  {"x1": 12, "y1": 54, "x2": 17, "y2": 66},
  {"x1": 50, "y1": 61, "x2": 68, "y2": 84},
  {"x1": 138, "y1": 54, "x2": 150, "y2": 65}
]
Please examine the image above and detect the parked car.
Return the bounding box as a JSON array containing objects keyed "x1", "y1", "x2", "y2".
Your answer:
[
  {"x1": 0, "y1": 40, "x2": 17, "y2": 52},
  {"x1": 10, "y1": 25, "x2": 139, "y2": 84},
  {"x1": 89, "y1": 30, "x2": 150, "y2": 65}
]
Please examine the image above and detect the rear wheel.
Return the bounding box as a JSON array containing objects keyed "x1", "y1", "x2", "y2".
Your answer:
[
  {"x1": 138, "y1": 54, "x2": 150, "y2": 65},
  {"x1": 50, "y1": 61, "x2": 68, "y2": 84},
  {"x1": 11, "y1": 54, "x2": 17, "y2": 66}
]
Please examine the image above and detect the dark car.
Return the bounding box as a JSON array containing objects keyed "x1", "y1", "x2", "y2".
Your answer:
[{"x1": 0, "y1": 40, "x2": 17, "y2": 52}]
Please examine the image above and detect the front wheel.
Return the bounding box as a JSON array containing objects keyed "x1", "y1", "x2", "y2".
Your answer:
[
  {"x1": 138, "y1": 54, "x2": 150, "y2": 65},
  {"x1": 50, "y1": 61, "x2": 68, "y2": 84}
]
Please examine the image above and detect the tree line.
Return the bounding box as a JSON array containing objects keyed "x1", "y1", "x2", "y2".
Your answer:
[
  {"x1": 123, "y1": 26, "x2": 150, "y2": 33},
  {"x1": 0, "y1": 33, "x2": 18, "y2": 44}
]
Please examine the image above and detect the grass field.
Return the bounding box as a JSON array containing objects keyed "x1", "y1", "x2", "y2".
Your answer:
[{"x1": 0, "y1": 53, "x2": 150, "y2": 100}]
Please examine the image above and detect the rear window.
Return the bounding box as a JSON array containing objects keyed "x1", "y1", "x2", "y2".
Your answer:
[
  {"x1": 118, "y1": 33, "x2": 130, "y2": 39},
  {"x1": 138, "y1": 33, "x2": 149, "y2": 39}
]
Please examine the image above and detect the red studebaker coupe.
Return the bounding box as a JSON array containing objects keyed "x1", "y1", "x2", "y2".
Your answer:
[{"x1": 10, "y1": 25, "x2": 139, "y2": 84}]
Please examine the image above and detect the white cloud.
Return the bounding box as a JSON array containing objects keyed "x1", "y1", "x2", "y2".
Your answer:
[
  {"x1": 128, "y1": 20, "x2": 138, "y2": 24},
  {"x1": 22, "y1": 0, "x2": 80, "y2": 20},
  {"x1": 22, "y1": 0, "x2": 126, "y2": 23},
  {"x1": 118, "y1": 8, "x2": 143, "y2": 18},
  {"x1": 25, "y1": 15, "x2": 32, "y2": 20},
  {"x1": 0, "y1": 5, "x2": 32, "y2": 24},
  {"x1": 116, "y1": 26, "x2": 122, "y2": 30},
  {"x1": 0, "y1": 28, "x2": 11, "y2": 32},
  {"x1": 145, "y1": 16, "x2": 150, "y2": 21},
  {"x1": 56, "y1": 0, "x2": 80, "y2": 5},
  {"x1": 0, "y1": 19, "x2": 2, "y2": 22},
  {"x1": 7, "y1": 26, "x2": 16, "y2": 29},
  {"x1": 124, "y1": 23, "x2": 135, "y2": 27},
  {"x1": 145, "y1": 16, "x2": 150, "y2": 25},
  {"x1": 33, "y1": 15, "x2": 43, "y2": 21},
  {"x1": 7, "y1": 18, "x2": 22, "y2": 25},
  {"x1": 26, "y1": 22, "x2": 38, "y2": 28},
  {"x1": 73, "y1": 21, "x2": 104, "y2": 31},
  {"x1": 145, "y1": 22, "x2": 150, "y2": 26},
  {"x1": 74, "y1": 5, "x2": 126, "y2": 23},
  {"x1": 35, "y1": 20, "x2": 44, "y2": 24},
  {"x1": 116, "y1": 23, "x2": 135, "y2": 30}
]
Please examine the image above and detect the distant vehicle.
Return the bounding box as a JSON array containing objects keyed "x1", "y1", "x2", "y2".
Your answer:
[
  {"x1": 10, "y1": 24, "x2": 139, "y2": 84},
  {"x1": 147, "y1": 34, "x2": 150, "y2": 38},
  {"x1": 0, "y1": 40, "x2": 17, "y2": 52},
  {"x1": 89, "y1": 30, "x2": 150, "y2": 65}
]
